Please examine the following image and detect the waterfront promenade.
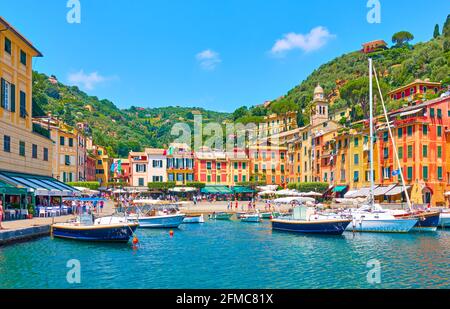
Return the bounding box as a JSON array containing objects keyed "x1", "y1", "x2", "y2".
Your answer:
[{"x1": 0, "y1": 201, "x2": 116, "y2": 245}]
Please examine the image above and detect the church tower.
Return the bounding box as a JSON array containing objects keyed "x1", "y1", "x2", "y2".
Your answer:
[{"x1": 310, "y1": 84, "x2": 329, "y2": 126}]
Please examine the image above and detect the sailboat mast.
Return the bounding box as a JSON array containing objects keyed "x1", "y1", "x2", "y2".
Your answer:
[
  {"x1": 369, "y1": 58, "x2": 375, "y2": 205},
  {"x1": 371, "y1": 64, "x2": 413, "y2": 211}
]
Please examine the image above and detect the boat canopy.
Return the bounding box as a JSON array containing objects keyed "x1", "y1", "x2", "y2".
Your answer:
[{"x1": 0, "y1": 171, "x2": 80, "y2": 197}]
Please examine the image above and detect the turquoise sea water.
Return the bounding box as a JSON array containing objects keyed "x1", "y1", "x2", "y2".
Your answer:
[{"x1": 0, "y1": 219, "x2": 449, "y2": 289}]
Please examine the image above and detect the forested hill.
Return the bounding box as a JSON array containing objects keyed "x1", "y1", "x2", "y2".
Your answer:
[
  {"x1": 32, "y1": 15, "x2": 450, "y2": 156},
  {"x1": 32, "y1": 71, "x2": 231, "y2": 157},
  {"x1": 233, "y1": 15, "x2": 450, "y2": 126}
]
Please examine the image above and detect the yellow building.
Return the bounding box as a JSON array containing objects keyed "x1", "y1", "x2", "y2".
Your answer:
[
  {"x1": 248, "y1": 145, "x2": 286, "y2": 185},
  {"x1": 166, "y1": 143, "x2": 195, "y2": 185},
  {"x1": 92, "y1": 145, "x2": 111, "y2": 186},
  {"x1": 0, "y1": 17, "x2": 53, "y2": 177},
  {"x1": 33, "y1": 116, "x2": 82, "y2": 182}
]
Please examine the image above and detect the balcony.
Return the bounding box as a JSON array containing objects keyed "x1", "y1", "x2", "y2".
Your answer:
[{"x1": 32, "y1": 123, "x2": 51, "y2": 139}]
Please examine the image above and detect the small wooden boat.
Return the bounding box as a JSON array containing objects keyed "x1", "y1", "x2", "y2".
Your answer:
[
  {"x1": 240, "y1": 214, "x2": 261, "y2": 223},
  {"x1": 52, "y1": 215, "x2": 138, "y2": 243},
  {"x1": 271, "y1": 205, "x2": 351, "y2": 235},
  {"x1": 182, "y1": 214, "x2": 205, "y2": 224},
  {"x1": 236, "y1": 212, "x2": 246, "y2": 219},
  {"x1": 260, "y1": 212, "x2": 280, "y2": 219},
  {"x1": 209, "y1": 212, "x2": 233, "y2": 220}
]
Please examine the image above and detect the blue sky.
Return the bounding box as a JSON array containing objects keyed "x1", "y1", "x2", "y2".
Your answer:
[{"x1": 1, "y1": 0, "x2": 449, "y2": 112}]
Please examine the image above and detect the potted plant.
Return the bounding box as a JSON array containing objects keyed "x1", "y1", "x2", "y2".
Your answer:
[{"x1": 27, "y1": 204, "x2": 34, "y2": 219}]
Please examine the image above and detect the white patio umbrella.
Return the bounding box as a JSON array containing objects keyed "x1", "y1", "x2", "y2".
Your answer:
[
  {"x1": 273, "y1": 196, "x2": 316, "y2": 204},
  {"x1": 113, "y1": 189, "x2": 127, "y2": 194},
  {"x1": 301, "y1": 191, "x2": 323, "y2": 197},
  {"x1": 258, "y1": 190, "x2": 277, "y2": 196}
]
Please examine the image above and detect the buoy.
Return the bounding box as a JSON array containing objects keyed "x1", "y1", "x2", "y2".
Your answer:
[
  {"x1": 132, "y1": 236, "x2": 139, "y2": 245},
  {"x1": 169, "y1": 230, "x2": 174, "y2": 237}
]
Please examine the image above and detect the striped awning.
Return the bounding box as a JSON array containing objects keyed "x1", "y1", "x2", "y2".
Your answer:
[
  {"x1": 385, "y1": 185, "x2": 411, "y2": 196},
  {"x1": 0, "y1": 171, "x2": 80, "y2": 197},
  {"x1": 373, "y1": 184, "x2": 397, "y2": 196}
]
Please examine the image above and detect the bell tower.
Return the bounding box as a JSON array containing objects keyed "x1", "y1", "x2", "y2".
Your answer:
[{"x1": 310, "y1": 84, "x2": 329, "y2": 126}]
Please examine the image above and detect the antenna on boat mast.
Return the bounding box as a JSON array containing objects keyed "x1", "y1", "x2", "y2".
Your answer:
[{"x1": 371, "y1": 63, "x2": 413, "y2": 212}]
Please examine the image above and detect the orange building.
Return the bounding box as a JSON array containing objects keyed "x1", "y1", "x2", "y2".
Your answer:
[
  {"x1": 248, "y1": 145, "x2": 287, "y2": 186},
  {"x1": 388, "y1": 79, "x2": 442, "y2": 102},
  {"x1": 361, "y1": 40, "x2": 388, "y2": 54}
]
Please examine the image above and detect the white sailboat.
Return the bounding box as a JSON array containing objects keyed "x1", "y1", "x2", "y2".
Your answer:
[{"x1": 344, "y1": 58, "x2": 418, "y2": 233}]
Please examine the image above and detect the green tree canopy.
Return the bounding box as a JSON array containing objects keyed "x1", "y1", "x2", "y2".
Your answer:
[
  {"x1": 392, "y1": 31, "x2": 415, "y2": 46},
  {"x1": 434, "y1": 24, "x2": 440, "y2": 38}
]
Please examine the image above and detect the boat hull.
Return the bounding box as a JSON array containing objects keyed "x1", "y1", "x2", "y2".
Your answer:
[
  {"x1": 411, "y1": 212, "x2": 440, "y2": 232},
  {"x1": 210, "y1": 213, "x2": 233, "y2": 220},
  {"x1": 272, "y1": 219, "x2": 351, "y2": 235},
  {"x1": 345, "y1": 218, "x2": 417, "y2": 233},
  {"x1": 241, "y1": 215, "x2": 261, "y2": 223},
  {"x1": 182, "y1": 215, "x2": 205, "y2": 224},
  {"x1": 137, "y1": 214, "x2": 186, "y2": 228},
  {"x1": 438, "y1": 213, "x2": 450, "y2": 228},
  {"x1": 52, "y1": 223, "x2": 138, "y2": 243}
]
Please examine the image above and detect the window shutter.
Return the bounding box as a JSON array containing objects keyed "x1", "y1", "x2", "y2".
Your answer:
[
  {"x1": 10, "y1": 84, "x2": 16, "y2": 112},
  {"x1": 0, "y1": 78, "x2": 4, "y2": 108}
]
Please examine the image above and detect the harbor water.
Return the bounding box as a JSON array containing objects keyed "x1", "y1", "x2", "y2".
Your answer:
[{"x1": 0, "y1": 219, "x2": 449, "y2": 289}]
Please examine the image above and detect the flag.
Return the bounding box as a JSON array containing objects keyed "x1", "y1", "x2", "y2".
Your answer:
[
  {"x1": 392, "y1": 169, "x2": 400, "y2": 176},
  {"x1": 110, "y1": 162, "x2": 116, "y2": 173},
  {"x1": 117, "y1": 159, "x2": 122, "y2": 173}
]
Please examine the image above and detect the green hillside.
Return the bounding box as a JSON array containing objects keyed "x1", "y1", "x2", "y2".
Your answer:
[
  {"x1": 32, "y1": 72, "x2": 231, "y2": 157},
  {"x1": 32, "y1": 16, "x2": 450, "y2": 155},
  {"x1": 238, "y1": 15, "x2": 450, "y2": 126}
]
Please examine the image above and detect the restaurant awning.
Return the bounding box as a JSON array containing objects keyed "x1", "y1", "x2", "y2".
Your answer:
[
  {"x1": 232, "y1": 186, "x2": 255, "y2": 194},
  {"x1": 385, "y1": 185, "x2": 411, "y2": 196},
  {"x1": 373, "y1": 184, "x2": 397, "y2": 196},
  {"x1": 0, "y1": 180, "x2": 28, "y2": 195},
  {"x1": 201, "y1": 186, "x2": 233, "y2": 195},
  {"x1": 345, "y1": 186, "x2": 378, "y2": 198},
  {"x1": 0, "y1": 171, "x2": 80, "y2": 197}
]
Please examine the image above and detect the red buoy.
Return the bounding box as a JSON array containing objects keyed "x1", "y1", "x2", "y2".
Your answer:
[
  {"x1": 132, "y1": 236, "x2": 139, "y2": 245},
  {"x1": 169, "y1": 230, "x2": 174, "y2": 237}
]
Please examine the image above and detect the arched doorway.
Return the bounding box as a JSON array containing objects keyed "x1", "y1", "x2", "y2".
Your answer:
[{"x1": 422, "y1": 187, "x2": 432, "y2": 205}]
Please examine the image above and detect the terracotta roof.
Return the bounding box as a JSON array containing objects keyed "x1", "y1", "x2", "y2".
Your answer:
[
  {"x1": 145, "y1": 148, "x2": 165, "y2": 155},
  {"x1": 388, "y1": 79, "x2": 442, "y2": 95}
]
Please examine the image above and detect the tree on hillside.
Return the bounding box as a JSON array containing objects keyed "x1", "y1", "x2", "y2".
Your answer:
[
  {"x1": 443, "y1": 14, "x2": 450, "y2": 37},
  {"x1": 392, "y1": 31, "x2": 414, "y2": 46},
  {"x1": 232, "y1": 106, "x2": 249, "y2": 121},
  {"x1": 269, "y1": 99, "x2": 297, "y2": 115},
  {"x1": 434, "y1": 24, "x2": 440, "y2": 39},
  {"x1": 340, "y1": 77, "x2": 389, "y2": 120}
]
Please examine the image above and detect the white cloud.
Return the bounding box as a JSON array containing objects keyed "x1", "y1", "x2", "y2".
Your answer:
[
  {"x1": 67, "y1": 70, "x2": 116, "y2": 90},
  {"x1": 271, "y1": 26, "x2": 335, "y2": 56},
  {"x1": 196, "y1": 49, "x2": 221, "y2": 70}
]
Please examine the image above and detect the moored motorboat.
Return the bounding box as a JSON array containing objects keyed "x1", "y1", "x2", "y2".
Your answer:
[
  {"x1": 52, "y1": 214, "x2": 138, "y2": 243},
  {"x1": 240, "y1": 213, "x2": 261, "y2": 223},
  {"x1": 388, "y1": 210, "x2": 440, "y2": 232},
  {"x1": 271, "y1": 205, "x2": 351, "y2": 235},
  {"x1": 344, "y1": 209, "x2": 418, "y2": 233},
  {"x1": 182, "y1": 214, "x2": 205, "y2": 224},
  {"x1": 438, "y1": 211, "x2": 450, "y2": 228},
  {"x1": 260, "y1": 212, "x2": 280, "y2": 219},
  {"x1": 128, "y1": 200, "x2": 186, "y2": 228},
  {"x1": 209, "y1": 212, "x2": 233, "y2": 220}
]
